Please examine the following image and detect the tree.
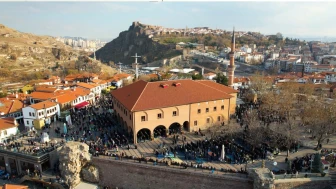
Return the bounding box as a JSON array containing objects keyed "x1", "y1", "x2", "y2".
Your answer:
[
  {"x1": 312, "y1": 153, "x2": 323, "y2": 173},
  {"x1": 191, "y1": 74, "x2": 203, "y2": 80},
  {"x1": 242, "y1": 110, "x2": 265, "y2": 153},
  {"x1": 249, "y1": 72, "x2": 273, "y2": 95},
  {"x1": 276, "y1": 32, "x2": 283, "y2": 39},
  {"x1": 214, "y1": 73, "x2": 228, "y2": 86},
  {"x1": 302, "y1": 99, "x2": 336, "y2": 149}
]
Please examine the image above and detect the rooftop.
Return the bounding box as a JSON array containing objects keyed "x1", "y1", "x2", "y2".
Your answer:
[
  {"x1": 0, "y1": 117, "x2": 18, "y2": 130},
  {"x1": 0, "y1": 98, "x2": 24, "y2": 115},
  {"x1": 29, "y1": 100, "x2": 57, "y2": 110},
  {"x1": 112, "y1": 80, "x2": 238, "y2": 111}
]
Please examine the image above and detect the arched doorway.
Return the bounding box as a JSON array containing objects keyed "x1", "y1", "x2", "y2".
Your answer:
[
  {"x1": 169, "y1": 122, "x2": 181, "y2": 135},
  {"x1": 183, "y1": 121, "x2": 189, "y2": 131},
  {"x1": 154, "y1": 125, "x2": 167, "y2": 138},
  {"x1": 137, "y1": 128, "x2": 151, "y2": 143}
]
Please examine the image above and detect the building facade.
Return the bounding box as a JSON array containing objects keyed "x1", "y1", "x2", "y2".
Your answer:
[
  {"x1": 111, "y1": 80, "x2": 237, "y2": 143},
  {"x1": 22, "y1": 101, "x2": 60, "y2": 130}
]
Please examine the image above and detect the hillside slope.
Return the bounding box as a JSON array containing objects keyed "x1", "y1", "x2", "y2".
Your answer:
[
  {"x1": 95, "y1": 22, "x2": 181, "y2": 64},
  {"x1": 0, "y1": 24, "x2": 116, "y2": 82},
  {"x1": 0, "y1": 23, "x2": 80, "y2": 72}
]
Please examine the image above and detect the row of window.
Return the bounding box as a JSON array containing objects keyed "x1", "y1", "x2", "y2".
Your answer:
[
  {"x1": 198, "y1": 106, "x2": 224, "y2": 114},
  {"x1": 141, "y1": 111, "x2": 178, "y2": 121},
  {"x1": 194, "y1": 116, "x2": 222, "y2": 126},
  {"x1": 26, "y1": 120, "x2": 34, "y2": 126}
]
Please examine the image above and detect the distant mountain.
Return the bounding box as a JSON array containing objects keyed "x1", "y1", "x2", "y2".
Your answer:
[{"x1": 94, "y1": 22, "x2": 181, "y2": 64}]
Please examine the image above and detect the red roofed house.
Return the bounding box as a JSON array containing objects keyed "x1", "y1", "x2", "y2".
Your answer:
[
  {"x1": 0, "y1": 97, "x2": 25, "y2": 124},
  {"x1": 111, "y1": 80, "x2": 238, "y2": 143},
  {"x1": 22, "y1": 101, "x2": 60, "y2": 130},
  {"x1": 0, "y1": 117, "x2": 19, "y2": 143}
]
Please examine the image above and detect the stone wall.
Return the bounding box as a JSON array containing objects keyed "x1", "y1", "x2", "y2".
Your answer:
[
  {"x1": 273, "y1": 178, "x2": 331, "y2": 189},
  {"x1": 92, "y1": 158, "x2": 253, "y2": 189}
]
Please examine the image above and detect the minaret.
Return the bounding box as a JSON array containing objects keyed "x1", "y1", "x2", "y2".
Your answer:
[{"x1": 228, "y1": 27, "x2": 236, "y2": 87}]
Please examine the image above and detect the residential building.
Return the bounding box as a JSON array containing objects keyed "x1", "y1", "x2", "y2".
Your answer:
[
  {"x1": 0, "y1": 117, "x2": 19, "y2": 143},
  {"x1": 111, "y1": 80, "x2": 238, "y2": 143},
  {"x1": 0, "y1": 97, "x2": 24, "y2": 124},
  {"x1": 22, "y1": 101, "x2": 60, "y2": 130},
  {"x1": 203, "y1": 72, "x2": 217, "y2": 80},
  {"x1": 232, "y1": 77, "x2": 250, "y2": 90},
  {"x1": 76, "y1": 82, "x2": 101, "y2": 101}
]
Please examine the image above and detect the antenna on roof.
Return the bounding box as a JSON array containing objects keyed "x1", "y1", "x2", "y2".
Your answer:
[{"x1": 131, "y1": 53, "x2": 141, "y2": 79}]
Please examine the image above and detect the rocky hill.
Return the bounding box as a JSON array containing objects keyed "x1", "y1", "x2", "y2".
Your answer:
[
  {"x1": 0, "y1": 24, "x2": 116, "y2": 83},
  {"x1": 0, "y1": 24, "x2": 80, "y2": 72},
  {"x1": 95, "y1": 22, "x2": 182, "y2": 64}
]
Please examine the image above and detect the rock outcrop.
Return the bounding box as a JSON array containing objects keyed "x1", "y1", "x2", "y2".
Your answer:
[
  {"x1": 57, "y1": 142, "x2": 92, "y2": 188},
  {"x1": 95, "y1": 22, "x2": 182, "y2": 64},
  {"x1": 81, "y1": 164, "x2": 99, "y2": 183}
]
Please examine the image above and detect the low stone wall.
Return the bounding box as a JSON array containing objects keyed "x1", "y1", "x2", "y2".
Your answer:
[
  {"x1": 92, "y1": 158, "x2": 253, "y2": 189},
  {"x1": 274, "y1": 178, "x2": 331, "y2": 189}
]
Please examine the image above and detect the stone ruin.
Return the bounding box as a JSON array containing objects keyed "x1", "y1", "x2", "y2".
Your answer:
[{"x1": 57, "y1": 142, "x2": 98, "y2": 188}]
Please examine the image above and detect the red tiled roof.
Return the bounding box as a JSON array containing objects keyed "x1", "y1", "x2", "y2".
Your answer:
[
  {"x1": 76, "y1": 82, "x2": 99, "y2": 89},
  {"x1": 112, "y1": 80, "x2": 237, "y2": 111},
  {"x1": 0, "y1": 117, "x2": 18, "y2": 130},
  {"x1": 0, "y1": 98, "x2": 24, "y2": 114},
  {"x1": 29, "y1": 101, "x2": 57, "y2": 110}
]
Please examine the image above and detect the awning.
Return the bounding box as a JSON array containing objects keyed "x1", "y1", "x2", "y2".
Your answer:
[{"x1": 75, "y1": 101, "x2": 89, "y2": 109}]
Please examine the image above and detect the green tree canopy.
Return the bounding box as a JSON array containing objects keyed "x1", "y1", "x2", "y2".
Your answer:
[{"x1": 214, "y1": 73, "x2": 228, "y2": 86}]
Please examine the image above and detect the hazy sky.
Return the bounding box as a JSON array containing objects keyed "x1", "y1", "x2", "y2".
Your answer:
[{"x1": 0, "y1": 2, "x2": 335, "y2": 41}]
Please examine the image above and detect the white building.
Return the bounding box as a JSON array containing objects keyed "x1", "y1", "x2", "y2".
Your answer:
[
  {"x1": 76, "y1": 82, "x2": 101, "y2": 100},
  {"x1": 22, "y1": 101, "x2": 60, "y2": 129},
  {"x1": 0, "y1": 117, "x2": 19, "y2": 143},
  {"x1": 241, "y1": 46, "x2": 252, "y2": 53},
  {"x1": 203, "y1": 72, "x2": 217, "y2": 80}
]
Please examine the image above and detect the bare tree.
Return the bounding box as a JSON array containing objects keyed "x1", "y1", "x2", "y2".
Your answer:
[
  {"x1": 302, "y1": 99, "x2": 336, "y2": 149},
  {"x1": 249, "y1": 72, "x2": 273, "y2": 96}
]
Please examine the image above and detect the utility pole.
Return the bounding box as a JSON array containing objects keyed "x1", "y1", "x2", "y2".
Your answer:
[
  {"x1": 117, "y1": 62, "x2": 123, "y2": 74},
  {"x1": 131, "y1": 53, "x2": 141, "y2": 79}
]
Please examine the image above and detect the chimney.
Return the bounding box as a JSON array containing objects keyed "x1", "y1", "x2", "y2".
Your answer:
[
  {"x1": 173, "y1": 82, "x2": 181, "y2": 87},
  {"x1": 160, "y1": 83, "x2": 169, "y2": 88}
]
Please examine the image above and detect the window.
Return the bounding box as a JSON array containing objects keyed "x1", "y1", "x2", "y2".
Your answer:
[
  {"x1": 173, "y1": 111, "x2": 177, "y2": 116},
  {"x1": 32, "y1": 113, "x2": 35, "y2": 116},
  {"x1": 26, "y1": 120, "x2": 29, "y2": 125},
  {"x1": 141, "y1": 116, "x2": 146, "y2": 122},
  {"x1": 217, "y1": 116, "x2": 221, "y2": 121},
  {"x1": 206, "y1": 108, "x2": 209, "y2": 113},
  {"x1": 213, "y1": 107, "x2": 217, "y2": 111},
  {"x1": 221, "y1": 105, "x2": 224, "y2": 110},
  {"x1": 197, "y1": 109, "x2": 201, "y2": 114},
  {"x1": 206, "y1": 118, "x2": 210, "y2": 123},
  {"x1": 157, "y1": 113, "x2": 162, "y2": 119},
  {"x1": 194, "y1": 121, "x2": 198, "y2": 126},
  {"x1": 29, "y1": 112, "x2": 31, "y2": 116},
  {"x1": 4, "y1": 131, "x2": 7, "y2": 136}
]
